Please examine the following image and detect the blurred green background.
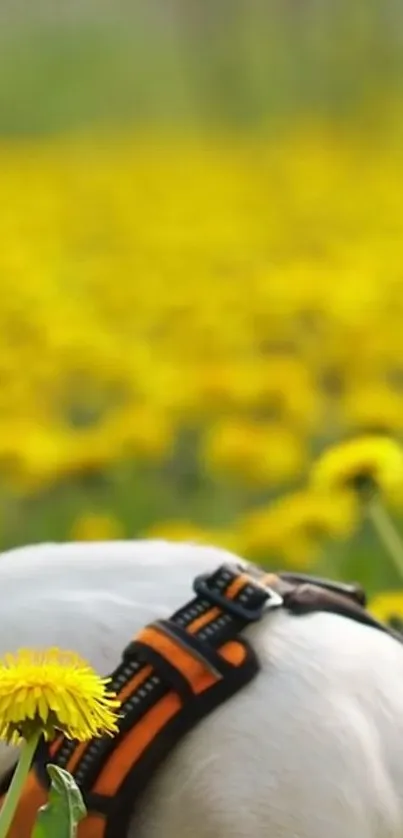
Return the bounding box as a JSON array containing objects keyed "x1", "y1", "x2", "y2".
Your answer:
[{"x1": 1, "y1": 0, "x2": 402, "y2": 136}]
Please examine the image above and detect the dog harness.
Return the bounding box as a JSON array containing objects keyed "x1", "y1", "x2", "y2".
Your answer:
[{"x1": 1, "y1": 562, "x2": 401, "y2": 838}]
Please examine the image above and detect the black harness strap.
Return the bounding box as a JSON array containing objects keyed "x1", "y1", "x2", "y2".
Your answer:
[{"x1": 32, "y1": 563, "x2": 284, "y2": 838}]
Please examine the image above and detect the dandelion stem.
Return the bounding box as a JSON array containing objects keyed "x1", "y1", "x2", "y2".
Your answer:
[
  {"x1": 368, "y1": 499, "x2": 403, "y2": 584},
  {"x1": 0, "y1": 732, "x2": 40, "y2": 838}
]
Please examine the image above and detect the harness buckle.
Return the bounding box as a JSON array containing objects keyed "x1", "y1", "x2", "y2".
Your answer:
[{"x1": 193, "y1": 570, "x2": 283, "y2": 622}]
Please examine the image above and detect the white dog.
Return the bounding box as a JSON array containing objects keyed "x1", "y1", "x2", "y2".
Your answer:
[{"x1": 0, "y1": 539, "x2": 402, "y2": 838}]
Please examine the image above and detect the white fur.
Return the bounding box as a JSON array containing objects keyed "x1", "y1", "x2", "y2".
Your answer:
[{"x1": 0, "y1": 539, "x2": 402, "y2": 837}]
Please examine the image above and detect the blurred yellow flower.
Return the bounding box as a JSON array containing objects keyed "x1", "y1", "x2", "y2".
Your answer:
[
  {"x1": 105, "y1": 406, "x2": 175, "y2": 463},
  {"x1": 236, "y1": 489, "x2": 358, "y2": 569},
  {"x1": 62, "y1": 431, "x2": 123, "y2": 479},
  {"x1": 70, "y1": 513, "x2": 124, "y2": 542},
  {"x1": 311, "y1": 436, "x2": 403, "y2": 499},
  {"x1": 341, "y1": 385, "x2": 403, "y2": 435},
  {"x1": 201, "y1": 419, "x2": 307, "y2": 486},
  {"x1": 191, "y1": 357, "x2": 320, "y2": 429},
  {"x1": 0, "y1": 648, "x2": 120, "y2": 744},
  {"x1": 255, "y1": 357, "x2": 322, "y2": 431},
  {"x1": 0, "y1": 425, "x2": 74, "y2": 494},
  {"x1": 235, "y1": 504, "x2": 295, "y2": 565},
  {"x1": 278, "y1": 488, "x2": 359, "y2": 539}
]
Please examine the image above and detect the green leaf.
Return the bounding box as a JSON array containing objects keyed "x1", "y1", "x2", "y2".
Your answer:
[{"x1": 31, "y1": 764, "x2": 87, "y2": 838}]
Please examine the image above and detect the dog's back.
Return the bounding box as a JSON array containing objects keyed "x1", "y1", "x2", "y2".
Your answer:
[{"x1": 0, "y1": 539, "x2": 402, "y2": 838}]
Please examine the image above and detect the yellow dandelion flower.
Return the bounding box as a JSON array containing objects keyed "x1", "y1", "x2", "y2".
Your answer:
[
  {"x1": 276, "y1": 488, "x2": 359, "y2": 541},
  {"x1": 235, "y1": 505, "x2": 286, "y2": 562},
  {"x1": 0, "y1": 425, "x2": 74, "y2": 495},
  {"x1": 368, "y1": 591, "x2": 403, "y2": 631},
  {"x1": 311, "y1": 435, "x2": 403, "y2": 500},
  {"x1": 201, "y1": 418, "x2": 307, "y2": 487},
  {"x1": 236, "y1": 489, "x2": 358, "y2": 569},
  {"x1": 103, "y1": 405, "x2": 175, "y2": 463},
  {"x1": 0, "y1": 648, "x2": 120, "y2": 744},
  {"x1": 235, "y1": 504, "x2": 318, "y2": 570},
  {"x1": 341, "y1": 384, "x2": 403, "y2": 436}
]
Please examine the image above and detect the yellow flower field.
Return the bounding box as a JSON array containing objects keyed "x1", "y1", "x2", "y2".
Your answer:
[{"x1": 2, "y1": 122, "x2": 403, "y2": 619}]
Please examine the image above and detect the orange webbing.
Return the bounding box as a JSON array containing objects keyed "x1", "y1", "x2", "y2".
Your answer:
[
  {"x1": 70, "y1": 638, "x2": 250, "y2": 838},
  {"x1": 1, "y1": 570, "x2": 257, "y2": 838},
  {"x1": 138, "y1": 625, "x2": 219, "y2": 691}
]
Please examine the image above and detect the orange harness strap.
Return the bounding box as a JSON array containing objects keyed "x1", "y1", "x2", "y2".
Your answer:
[{"x1": 0, "y1": 563, "x2": 285, "y2": 838}]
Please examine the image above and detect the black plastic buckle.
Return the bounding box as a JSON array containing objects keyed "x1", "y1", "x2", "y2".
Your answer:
[{"x1": 193, "y1": 570, "x2": 283, "y2": 623}]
